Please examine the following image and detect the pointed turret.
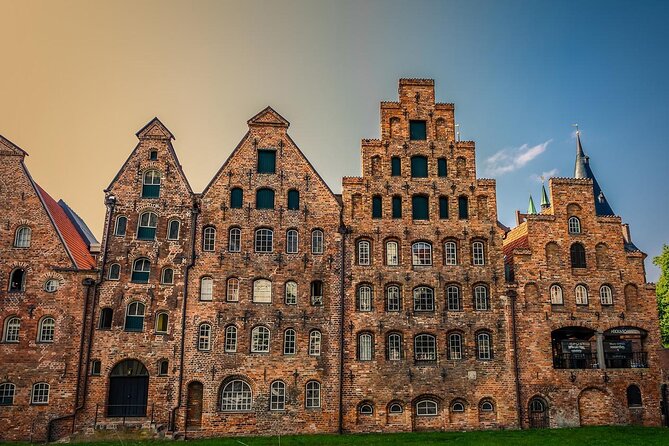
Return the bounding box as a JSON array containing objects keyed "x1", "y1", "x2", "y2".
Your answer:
[
  {"x1": 572, "y1": 130, "x2": 615, "y2": 216},
  {"x1": 540, "y1": 183, "x2": 550, "y2": 209},
  {"x1": 528, "y1": 194, "x2": 537, "y2": 214}
]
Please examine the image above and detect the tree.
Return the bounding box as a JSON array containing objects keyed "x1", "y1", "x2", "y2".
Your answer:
[{"x1": 654, "y1": 244, "x2": 669, "y2": 347}]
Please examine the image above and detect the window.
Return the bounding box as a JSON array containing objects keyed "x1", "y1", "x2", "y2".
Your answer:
[
  {"x1": 437, "y1": 158, "x2": 447, "y2": 177},
  {"x1": 200, "y1": 277, "x2": 214, "y2": 301},
  {"x1": 358, "y1": 333, "x2": 373, "y2": 360},
  {"x1": 44, "y1": 279, "x2": 59, "y2": 292},
  {"x1": 256, "y1": 188, "x2": 275, "y2": 209},
  {"x1": 142, "y1": 170, "x2": 161, "y2": 198},
  {"x1": 14, "y1": 226, "x2": 31, "y2": 247},
  {"x1": 311, "y1": 229, "x2": 324, "y2": 254},
  {"x1": 357, "y1": 285, "x2": 372, "y2": 311},
  {"x1": 311, "y1": 280, "x2": 323, "y2": 306},
  {"x1": 161, "y1": 268, "x2": 174, "y2": 285},
  {"x1": 476, "y1": 332, "x2": 492, "y2": 360},
  {"x1": 385, "y1": 241, "x2": 399, "y2": 266},
  {"x1": 220, "y1": 380, "x2": 252, "y2": 411},
  {"x1": 474, "y1": 285, "x2": 489, "y2": 311},
  {"x1": 255, "y1": 228, "x2": 274, "y2": 253},
  {"x1": 391, "y1": 157, "x2": 401, "y2": 176},
  {"x1": 359, "y1": 403, "x2": 373, "y2": 415},
  {"x1": 305, "y1": 381, "x2": 321, "y2": 408},
  {"x1": 108, "y1": 263, "x2": 121, "y2": 280},
  {"x1": 444, "y1": 241, "x2": 457, "y2": 265},
  {"x1": 3, "y1": 317, "x2": 20, "y2": 342},
  {"x1": 125, "y1": 302, "x2": 145, "y2": 331},
  {"x1": 414, "y1": 334, "x2": 436, "y2": 361},
  {"x1": 448, "y1": 333, "x2": 463, "y2": 360},
  {"x1": 253, "y1": 279, "x2": 272, "y2": 303},
  {"x1": 389, "y1": 403, "x2": 403, "y2": 414},
  {"x1": 230, "y1": 188, "x2": 243, "y2": 208},
  {"x1": 149, "y1": 150, "x2": 158, "y2": 160},
  {"x1": 600, "y1": 285, "x2": 613, "y2": 306},
  {"x1": 451, "y1": 401, "x2": 465, "y2": 412},
  {"x1": 309, "y1": 330, "x2": 321, "y2": 356},
  {"x1": 416, "y1": 399, "x2": 438, "y2": 416},
  {"x1": 198, "y1": 324, "x2": 211, "y2": 351},
  {"x1": 31, "y1": 383, "x2": 49, "y2": 405},
  {"x1": 131, "y1": 258, "x2": 150, "y2": 283},
  {"x1": 158, "y1": 360, "x2": 169, "y2": 376},
  {"x1": 570, "y1": 243, "x2": 586, "y2": 268},
  {"x1": 228, "y1": 227, "x2": 240, "y2": 252},
  {"x1": 458, "y1": 196, "x2": 469, "y2": 219},
  {"x1": 91, "y1": 360, "x2": 101, "y2": 376},
  {"x1": 8, "y1": 268, "x2": 25, "y2": 292},
  {"x1": 447, "y1": 285, "x2": 461, "y2": 311},
  {"x1": 358, "y1": 240, "x2": 371, "y2": 265},
  {"x1": 251, "y1": 326, "x2": 270, "y2": 353},
  {"x1": 99, "y1": 308, "x2": 113, "y2": 329},
  {"x1": 413, "y1": 286, "x2": 434, "y2": 312},
  {"x1": 550, "y1": 284, "x2": 564, "y2": 305},
  {"x1": 137, "y1": 212, "x2": 158, "y2": 240},
  {"x1": 568, "y1": 216, "x2": 581, "y2": 234},
  {"x1": 575, "y1": 284, "x2": 588, "y2": 305},
  {"x1": 409, "y1": 120, "x2": 427, "y2": 140},
  {"x1": 38, "y1": 317, "x2": 55, "y2": 342},
  {"x1": 371, "y1": 196, "x2": 382, "y2": 219},
  {"x1": 439, "y1": 196, "x2": 449, "y2": 219},
  {"x1": 480, "y1": 400, "x2": 494, "y2": 412},
  {"x1": 285, "y1": 281, "x2": 297, "y2": 305},
  {"x1": 224, "y1": 326, "x2": 237, "y2": 352},
  {"x1": 203, "y1": 226, "x2": 216, "y2": 252},
  {"x1": 412, "y1": 241, "x2": 432, "y2": 266},
  {"x1": 387, "y1": 333, "x2": 402, "y2": 361},
  {"x1": 392, "y1": 196, "x2": 402, "y2": 218},
  {"x1": 627, "y1": 385, "x2": 642, "y2": 408},
  {"x1": 283, "y1": 328, "x2": 296, "y2": 355},
  {"x1": 167, "y1": 219, "x2": 180, "y2": 240},
  {"x1": 386, "y1": 286, "x2": 401, "y2": 312},
  {"x1": 155, "y1": 313, "x2": 168, "y2": 333},
  {"x1": 287, "y1": 189, "x2": 300, "y2": 210},
  {"x1": 286, "y1": 229, "x2": 299, "y2": 254},
  {"x1": 412, "y1": 195, "x2": 429, "y2": 220},
  {"x1": 270, "y1": 381, "x2": 286, "y2": 411},
  {"x1": 257, "y1": 149, "x2": 276, "y2": 174},
  {"x1": 472, "y1": 241, "x2": 485, "y2": 265},
  {"x1": 114, "y1": 216, "x2": 127, "y2": 236},
  {"x1": 410, "y1": 156, "x2": 428, "y2": 177}
]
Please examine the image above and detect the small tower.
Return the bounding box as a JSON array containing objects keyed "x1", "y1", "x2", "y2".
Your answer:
[
  {"x1": 540, "y1": 183, "x2": 550, "y2": 210},
  {"x1": 528, "y1": 194, "x2": 537, "y2": 214}
]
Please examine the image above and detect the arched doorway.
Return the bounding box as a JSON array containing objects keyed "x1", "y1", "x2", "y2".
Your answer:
[
  {"x1": 108, "y1": 360, "x2": 149, "y2": 417},
  {"x1": 578, "y1": 387, "x2": 612, "y2": 426},
  {"x1": 528, "y1": 397, "x2": 549, "y2": 428},
  {"x1": 186, "y1": 382, "x2": 203, "y2": 429}
]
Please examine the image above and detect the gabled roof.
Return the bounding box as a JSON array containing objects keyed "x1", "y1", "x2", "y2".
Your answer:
[
  {"x1": 502, "y1": 222, "x2": 529, "y2": 259},
  {"x1": 136, "y1": 117, "x2": 175, "y2": 140},
  {"x1": 573, "y1": 131, "x2": 615, "y2": 216},
  {"x1": 0, "y1": 134, "x2": 28, "y2": 157},
  {"x1": 247, "y1": 106, "x2": 290, "y2": 128},
  {"x1": 59, "y1": 200, "x2": 101, "y2": 253}
]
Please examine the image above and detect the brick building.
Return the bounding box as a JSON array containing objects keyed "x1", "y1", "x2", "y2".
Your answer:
[{"x1": 0, "y1": 79, "x2": 665, "y2": 441}]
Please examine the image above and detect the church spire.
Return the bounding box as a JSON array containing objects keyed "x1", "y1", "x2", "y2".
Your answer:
[
  {"x1": 571, "y1": 126, "x2": 615, "y2": 216},
  {"x1": 540, "y1": 183, "x2": 550, "y2": 209},
  {"x1": 527, "y1": 194, "x2": 537, "y2": 215}
]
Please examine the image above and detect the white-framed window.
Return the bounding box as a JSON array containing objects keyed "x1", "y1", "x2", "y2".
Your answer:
[
  {"x1": 137, "y1": 211, "x2": 158, "y2": 240},
  {"x1": 305, "y1": 381, "x2": 321, "y2": 408},
  {"x1": 413, "y1": 286, "x2": 434, "y2": 312},
  {"x1": 197, "y1": 324, "x2": 211, "y2": 351},
  {"x1": 0, "y1": 382, "x2": 16, "y2": 406},
  {"x1": 142, "y1": 169, "x2": 161, "y2": 197},
  {"x1": 38, "y1": 317, "x2": 55, "y2": 342},
  {"x1": 388, "y1": 402, "x2": 403, "y2": 414},
  {"x1": 270, "y1": 380, "x2": 286, "y2": 411},
  {"x1": 311, "y1": 229, "x2": 324, "y2": 254},
  {"x1": 114, "y1": 216, "x2": 127, "y2": 237},
  {"x1": 31, "y1": 382, "x2": 50, "y2": 404},
  {"x1": 359, "y1": 403, "x2": 374, "y2": 415},
  {"x1": 416, "y1": 399, "x2": 438, "y2": 416},
  {"x1": 357, "y1": 285, "x2": 372, "y2": 311},
  {"x1": 447, "y1": 285, "x2": 461, "y2": 311},
  {"x1": 108, "y1": 263, "x2": 121, "y2": 280},
  {"x1": 550, "y1": 284, "x2": 564, "y2": 305},
  {"x1": 251, "y1": 326, "x2": 270, "y2": 353},
  {"x1": 309, "y1": 330, "x2": 321, "y2": 356},
  {"x1": 224, "y1": 325, "x2": 237, "y2": 352},
  {"x1": 414, "y1": 334, "x2": 436, "y2": 361},
  {"x1": 477, "y1": 332, "x2": 492, "y2": 360},
  {"x1": 131, "y1": 258, "x2": 151, "y2": 283},
  {"x1": 358, "y1": 240, "x2": 371, "y2": 265},
  {"x1": 220, "y1": 380, "x2": 252, "y2": 412},
  {"x1": 283, "y1": 328, "x2": 296, "y2": 355},
  {"x1": 44, "y1": 279, "x2": 60, "y2": 293},
  {"x1": 253, "y1": 279, "x2": 272, "y2": 303},
  {"x1": 200, "y1": 277, "x2": 213, "y2": 301},
  {"x1": 285, "y1": 281, "x2": 297, "y2": 305},
  {"x1": 600, "y1": 285, "x2": 613, "y2": 305},
  {"x1": 14, "y1": 226, "x2": 31, "y2": 248},
  {"x1": 226, "y1": 277, "x2": 239, "y2": 302},
  {"x1": 474, "y1": 285, "x2": 489, "y2": 311},
  {"x1": 412, "y1": 241, "x2": 432, "y2": 266},
  {"x1": 167, "y1": 219, "x2": 180, "y2": 240},
  {"x1": 155, "y1": 312, "x2": 168, "y2": 334},
  {"x1": 228, "y1": 227, "x2": 241, "y2": 252},
  {"x1": 161, "y1": 268, "x2": 174, "y2": 285},
  {"x1": 203, "y1": 226, "x2": 216, "y2": 252},
  {"x1": 254, "y1": 228, "x2": 273, "y2": 253},
  {"x1": 451, "y1": 401, "x2": 465, "y2": 412},
  {"x1": 444, "y1": 241, "x2": 457, "y2": 265},
  {"x1": 387, "y1": 333, "x2": 402, "y2": 361},
  {"x1": 286, "y1": 229, "x2": 299, "y2": 254},
  {"x1": 124, "y1": 301, "x2": 145, "y2": 331},
  {"x1": 386, "y1": 241, "x2": 399, "y2": 266},
  {"x1": 386, "y1": 285, "x2": 401, "y2": 312},
  {"x1": 480, "y1": 400, "x2": 495, "y2": 412},
  {"x1": 568, "y1": 216, "x2": 581, "y2": 234},
  {"x1": 448, "y1": 333, "x2": 462, "y2": 360},
  {"x1": 358, "y1": 333, "x2": 373, "y2": 360},
  {"x1": 472, "y1": 241, "x2": 485, "y2": 265},
  {"x1": 575, "y1": 284, "x2": 589, "y2": 305}
]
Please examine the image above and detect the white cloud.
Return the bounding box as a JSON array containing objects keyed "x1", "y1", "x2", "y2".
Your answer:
[
  {"x1": 484, "y1": 140, "x2": 552, "y2": 176},
  {"x1": 530, "y1": 168, "x2": 559, "y2": 183}
]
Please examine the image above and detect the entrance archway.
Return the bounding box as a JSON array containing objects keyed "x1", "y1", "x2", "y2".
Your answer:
[
  {"x1": 108, "y1": 359, "x2": 149, "y2": 417},
  {"x1": 186, "y1": 382, "x2": 204, "y2": 429},
  {"x1": 578, "y1": 387, "x2": 612, "y2": 426},
  {"x1": 528, "y1": 397, "x2": 549, "y2": 428}
]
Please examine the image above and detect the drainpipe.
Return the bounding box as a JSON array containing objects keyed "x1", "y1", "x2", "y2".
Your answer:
[
  {"x1": 509, "y1": 290, "x2": 523, "y2": 429},
  {"x1": 337, "y1": 210, "x2": 349, "y2": 434}
]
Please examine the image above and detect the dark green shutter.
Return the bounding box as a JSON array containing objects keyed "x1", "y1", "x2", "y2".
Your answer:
[
  {"x1": 372, "y1": 196, "x2": 382, "y2": 219},
  {"x1": 257, "y1": 150, "x2": 276, "y2": 174},
  {"x1": 411, "y1": 156, "x2": 428, "y2": 178},
  {"x1": 392, "y1": 196, "x2": 402, "y2": 218},
  {"x1": 391, "y1": 157, "x2": 401, "y2": 176},
  {"x1": 131, "y1": 270, "x2": 149, "y2": 283},
  {"x1": 142, "y1": 184, "x2": 160, "y2": 198},
  {"x1": 412, "y1": 195, "x2": 429, "y2": 220},
  {"x1": 256, "y1": 188, "x2": 275, "y2": 209},
  {"x1": 458, "y1": 196, "x2": 469, "y2": 219},
  {"x1": 230, "y1": 188, "x2": 243, "y2": 208},
  {"x1": 125, "y1": 315, "x2": 144, "y2": 331},
  {"x1": 438, "y1": 158, "x2": 447, "y2": 177},
  {"x1": 439, "y1": 197, "x2": 449, "y2": 219},
  {"x1": 287, "y1": 190, "x2": 300, "y2": 210},
  {"x1": 137, "y1": 227, "x2": 156, "y2": 240},
  {"x1": 409, "y1": 120, "x2": 427, "y2": 140}
]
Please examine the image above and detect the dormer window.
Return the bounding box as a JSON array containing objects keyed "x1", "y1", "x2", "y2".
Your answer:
[
  {"x1": 257, "y1": 149, "x2": 276, "y2": 174},
  {"x1": 409, "y1": 120, "x2": 427, "y2": 140}
]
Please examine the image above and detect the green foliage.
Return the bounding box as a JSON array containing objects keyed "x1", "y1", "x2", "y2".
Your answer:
[{"x1": 654, "y1": 244, "x2": 669, "y2": 347}]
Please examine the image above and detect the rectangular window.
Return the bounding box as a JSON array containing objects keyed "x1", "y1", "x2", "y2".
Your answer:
[
  {"x1": 257, "y1": 149, "x2": 276, "y2": 174},
  {"x1": 412, "y1": 195, "x2": 429, "y2": 220},
  {"x1": 270, "y1": 382, "x2": 286, "y2": 411},
  {"x1": 391, "y1": 157, "x2": 401, "y2": 176},
  {"x1": 284, "y1": 330, "x2": 296, "y2": 355},
  {"x1": 386, "y1": 242, "x2": 399, "y2": 266},
  {"x1": 444, "y1": 242, "x2": 457, "y2": 265},
  {"x1": 311, "y1": 281, "x2": 323, "y2": 306},
  {"x1": 91, "y1": 360, "x2": 101, "y2": 376},
  {"x1": 226, "y1": 279, "x2": 239, "y2": 302},
  {"x1": 285, "y1": 282, "x2": 297, "y2": 305},
  {"x1": 414, "y1": 335, "x2": 436, "y2": 361},
  {"x1": 439, "y1": 197, "x2": 449, "y2": 219},
  {"x1": 449, "y1": 335, "x2": 462, "y2": 360},
  {"x1": 386, "y1": 286, "x2": 401, "y2": 312},
  {"x1": 311, "y1": 230, "x2": 324, "y2": 254},
  {"x1": 387, "y1": 335, "x2": 402, "y2": 360},
  {"x1": 372, "y1": 196, "x2": 382, "y2": 219},
  {"x1": 458, "y1": 196, "x2": 469, "y2": 219},
  {"x1": 409, "y1": 120, "x2": 427, "y2": 140},
  {"x1": 224, "y1": 328, "x2": 237, "y2": 352},
  {"x1": 392, "y1": 196, "x2": 402, "y2": 219},
  {"x1": 358, "y1": 334, "x2": 373, "y2": 360},
  {"x1": 410, "y1": 156, "x2": 428, "y2": 178},
  {"x1": 437, "y1": 158, "x2": 447, "y2": 177}
]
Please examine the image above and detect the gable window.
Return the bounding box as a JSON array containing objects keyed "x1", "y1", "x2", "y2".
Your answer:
[
  {"x1": 230, "y1": 188, "x2": 243, "y2": 209},
  {"x1": 8, "y1": 268, "x2": 26, "y2": 293},
  {"x1": 550, "y1": 284, "x2": 564, "y2": 305},
  {"x1": 358, "y1": 333, "x2": 373, "y2": 360},
  {"x1": 411, "y1": 156, "x2": 428, "y2": 178},
  {"x1": 387, "y1": 333, "x2": 402, "y2": 360},
  {"x1": 287, "y1": 189, "x2": 300, "y2": 210},
  {"x1": 0, "y1": 383, "x2": 16, "y2": 406},
  {"x1": 202, "y1": 226, "x2": 216, "y2": 251},
  {"x1": 137, "y1": 212, "x2": 158, "y2": 240},
  {"x1": 228, "y1": 227, "x2": 240, "y2": 252},
  {"x1": 386, "y1": 241, "x2": 399, "y2": 266},
  {"x1": 251, "y1": 326, "x2": 270, "y2": 353},
  {"x1": 570, "y1": 243, "x2": 586, "y2": 268},
  {"x1": 155, "y1": 312, "x2": 168, "y2": 333},
  {"x1": 31, "y1": 383, "x2": 50, "y2": 405},
  {"x1": 568, "y1": 216, "x2": 581, "y2": 234},
  {"x1": 458, "y1": 196, "x2": 469, "y2": 219},
  {"x1": 108, "y1": 263, "x2": 121, "y2": 280},
  {"x1": 226, "y1": 278, "x2": 239, "y2": 302},
  {"x1": 444, "y1": 241, "x2": 457, "y2": 265},
  {"x1": 305, "y1": 381, "x2": 321, "y2": 408},
  {"x1": 476, "y1": 332, "x2": 492, "y2": 360},
  {"x1": 149, "y1": 150, "x2": 158, "y2": 161},
  {"x1": 142, "y1": 170, "x2": 161, "y2": 198},
  {"x1": 311, "y1": 229, "x2": 324, "y2": 254},
  {"x1": 197, "y1": 324, "x2": 211, "y2": 351},
  {"x1": 38, "y1": 317, "x2": 55, "y2": 342},
  {"x1": 412, "y1": 241, "x2": 432, "y2": 266},
  {"x1": 357, "y1": 285, "x2": 372, "y2": 311},
  {"x1": 161, "y1": 268, "x2": 174, "y2": 285},
  {"x1": 131, "y1": 258, "x2": 150, "y2": 283},
  {"x1": 409, "y1": 120, "x2": 427, "y2": 140},
  {"x1": 270, "y1": 381, "x2": 286, "y2": 411},
  {"x1": 357, "y1": 240, "x2": 371, "y2": 265},
  {"x1": 99, "y1": 308, "x2": 113, "y2": 330},
  {"x1": 257, "y1": 149, "x2": 276, "y2": 174},
  {"x1": 114, "y1": 216, "x2": 127, "y2": 237},
  {"x1": 413, "y1": 286, "x2": 434, "y2": 312},
  {"x1": 439, "y1": 196, "x2": 449, "y2": 219},
  {"x1": 224, "y1": 325, "x2": 237, "y2": 352},
  {"x1": 412, "y1": 195, "x2": 429, "y2": 220},
  {"x1": 448, "y1": 333, "x2": 463, "y2": 359},
  {"x1": 472, "y1": 241, "x2": 485, "y2": 266},
  {"x1": 124, "y1": 302, "x2": 145, "y2": 332},
  {"x1": 372, "y1": 195, "x2": 382, "y2": 219},
  {"x1": 283, "y1": 328, "x2": 296, "y2": 355},
  {"x1": 286, "y1": 229, "x2": 298, "y2": 254},
  {"x1": 391, "y1": 156, "x2": 401, "y2": 176},
  {"x1": 386, "y1": 285, "x2": 401, "y2": 312},
  {"x1": 285, "y1": 281, "x2": 297, "y2": 305},
  {"x1": 220, "y1": 380, "x2": 252, "y2": 411},
  {"x1": 14, "y1": 226, "x2": 31, "y2": 248},
  {"x1": 200, "y1": 277, "x2": 213, "y2": 301},
  {"x1": 437, "y1": 158, "x2": 447, "y2": 177},
  {"x1": 254, "y1": 228, "x2": 274, "y2": 253},
  {"x1": 600, "y1": 285, "x2": 613, "y2": 305},
  {"x1": 474, "y1": 285, "x2": 489, "y2": 311},
  {"x1": 256, "y1": 188, "x2": 275, "y2": 209},
  {"x1": 309, "y1": 330, "x2": 322, "y2": 356},
  {"x1": 447, "y1": 285, "x2": 461, "y2": 311},
  {"x1": 414, "y1": 334, "x2": 436, "y2": 361},
  {"x1": 416, "y1": 399, "x2": 438, "y2": 416},
  {"x1": 167, "y1": 219, "x2": 180, "y2": 240},
  {"x1": 253, "y1": 279, "x2": 272, "y2": 303},
  {"x1": 3, "y1": 317, "x2": 20, "y2": 342},
  {"x1": 575, "y1": 284, "x2": 589, "y2": 305},
  {"x1": 392, "y1": 196, "x2": 402, "y2": 218},
  {"x1": 311, "y1": 280, "x2": 323, "y2": 306}
]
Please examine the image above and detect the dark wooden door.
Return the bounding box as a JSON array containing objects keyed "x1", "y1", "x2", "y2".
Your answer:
[
  {"x1": 108, "y1": 376, "x2": 149, "y2": 417},
  {"x1": 187, "y1": 382, "x2": 203, "y2": 428}
]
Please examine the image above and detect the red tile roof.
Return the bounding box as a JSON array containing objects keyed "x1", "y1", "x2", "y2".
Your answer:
[
  {"x1": 35, "y1": 184, "x2": 97, "y2": 270},
  {"x1": 502, "y1": 223, "x2": 529, "y2": 259}
]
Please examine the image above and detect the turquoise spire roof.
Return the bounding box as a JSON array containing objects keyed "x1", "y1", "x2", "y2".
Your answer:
[
  {"x1": 528, "y1": 194, "x2": 537, "y2": 214},
  {"x1": 540, "y1": 183, "x2": 550, "y2": 209}
]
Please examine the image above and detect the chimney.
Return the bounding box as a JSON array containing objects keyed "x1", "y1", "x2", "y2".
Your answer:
[{"x1": 621, "y1": 223, "x2": 632, "y2": 244}]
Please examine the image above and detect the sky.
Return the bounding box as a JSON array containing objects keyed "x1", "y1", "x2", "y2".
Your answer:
[{"x1": 1, "y1": 0, "x2": 668, "y2": 281}]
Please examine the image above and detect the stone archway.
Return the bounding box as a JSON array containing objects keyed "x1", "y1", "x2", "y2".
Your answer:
[{"x1": 578, "y1": 387, "x2": 612, "y2": 426}]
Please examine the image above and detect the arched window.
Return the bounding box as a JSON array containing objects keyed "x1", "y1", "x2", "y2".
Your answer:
[
  {"x1": 392, "y1": 195, "x2": 402, "y2": 218},
  {"x1": 3, "y1": 317, "x2": 20, "y2": 342},
  {"x1": 550, "y1": 284, "x2": 564, "y2": 305},
  {"x1": 410, "y1": 155, "x2": 428, "y2": 177},
  {"x1": 220, "y1": 379, "x2": 252, "y2": 411},
  {"x1": 359, "y1": 402, "x2": 374, "y2": 415},
  {"x1": 413, "y1": 286, "x2": 434, "y2": 312},
  {"x1": 158, "y1": 360, "x2": 169, "y2": 376},
  {"x1": 414, "y1": 334, "x2": 436, "y2": 361},
  {"x1": 99, "y1": 308, "x2": 113, "y2": 329},
  {"x1": 254, "y1": 228, "x2": 274, "y2": 252},
  {"x1": 137, "y1": 212, "x2": 158, "y2": 240},
  {"x1": 38, "y1": 317, "x2": 55, "y2": 342},
  {"x1": 228, "y1": 227, "x2": 240, "y2": 252},
  {"x1": 311, "y1": 280, "x2": 323, "y2": 306},
  {"x1": 372, "y1": 195, "x2": 382, "y2": 219},
  {"x1": 256, "y1": 188, "x2": 275, "y2": 209},
  {"x1": 476, "y1": 332, "x2": 492, "y2": 360},
  {"x1": 309, "y1": 330, "x2": 322, "y2": 356},
  {"x1": 391, "y1": 156, "x2": 401, "y2": 176},
  {"x1": 311, "y1": 229, "x2": 324, "y2": 254},
  {"x1": 458, "y1": 196, "x2": 469, "y2": 219},
  {"x1": 438, "y1": 158, "x2": 447, "y2": 177},
  {"x1": 141, "y1": 170, "x2": 161, "y2": 198},
  {"x1": 167, "y1": 219, "x2": 180, "y2": 240},
  {"x1": 114, "y1": 216, "x2": 127, "y2": 237},
  {"x1": 386, "y1": 240, "x2": 399, "y2": 266},
  {"x1": 305, "y1": 381, "x2": 321, "y2": 408},
  {"x1": 412, "y1": 241, "x2": 432, "y2": 266},
  {"x1": 451, "y1": 401, "x2": 465, "y2": 412},
  {"x1": 200, "y1": 277, "x2": 213, "y2": 301},
  {"x1": 0, "y1": 382, "x2": 16, "y2": 406},
  {"x1": 568, "y1": 216, "x2": 581, "y2": 234},
  {"x1": 285, "y1": 281, "x2": 297, "y2": 305},
  {"x1": 447, "y1": 285, "x2": 461, "y2": 311},
  {"x1": 444, "y1": 241, "x2": 458, "y2": 265},
  {"x1": 386, "y1": 285, "x2": 401, "y2": 312},
  {"x1": 357, "y1": 240, "x2": 371, "y2": 265},
  {"x1": 44, "y1": 278, "x2": 59, "y2": 293},
  {"x1": 416, "y1": 399, "x2": 438, "y2": 416},
  {"x1": 388, "y1": 402, "x2": 403, "y2": 414},
  {"x1": 286, "y1": 229, "x2": 299, "y2": 254},
  {"x1": 283, "y1": 328, "x2": 296, "y2": 355},
  {"x1": 387, "y1": 332, "x2": 402, "y2": 361},
  {"x1": 14, "y1": 226, "x2": 31, "y2": 247},
  {"x1": 253, "y1": 279, "x2": 272, "y2": 303},
  {"x1": 570, "y1": 243, "x2": 586, "y2": 268},
  {"x1": 131, "y1": 258, "x2": 151, "y2": 283},
  {"x1": 161, "y1": 268, "x2": 174, "y2": 285},
  {"x1": 125, "y1": 302, "x2": 145, "y2": 331},
  {"x1": 480, "y1": 400, "x2": 495, "y2": 412},
  {"x1": 155, "y1": 312, "x2": 168, "y2": 333},
  {"x1": 575, "y1": 284, "x2": 589, "y2": 305},
  {"x1": 8, "y1": 268, "x2": 26, "y2": 292},
  {"x1": 270, "y1": 381, "x2": 286, "y2": 411},
  {"x1": 358, "y1": 332, "x2": 373, "y2": 360},
  {"x1": 251, "y1": 326, "x2": 270, "y2": 352},
  {"x1": 357, "y1": 285, "x2": 373, "y2": 311},
  {"x1": 197, "y1": 323, "x2": 211, "y2": 351},
  {"x1": 600, "y1": 285, "x2": 613, "y2": 305},
  {"x1": 230, "y1": 187, "x2": 243, "y2": 209},
  {"x1": 448, "y1": 332, "x2": 463, "y2": 359},
  {"x1": 287, "y1": 189, "x2": 300, "y2": 210},
  {"x1": 439, "y1": 196, "x2": 449, "y2": 219},
  {"x1": 31, "y1": 382, "x2": 50, "y2": 404},
  {"x1": 412, "y1": 195, "x2": 429, "y2": 220},
  {"x1": 474, "y1": 285, "x2": 489, "y2": 311},
  {"x1": 108, "y1": 263, "x2": 121, "y2": 280},
  {"x1": 472, "y1": 241, "x2": 485, "y2": 265},
  {"x1": 224, "y1": 325, "x2": 237, "y2": 352},
  {"x1": 202, "y1": 226, "x2": 216, "y2": 251},
  {"x1": 627, "y1": 385, "x2": 642, "y2": 408}
]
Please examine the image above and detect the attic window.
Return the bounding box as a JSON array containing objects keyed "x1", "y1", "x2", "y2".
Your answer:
[
  {"x1": 409, "y1": 120, "x2": 427, "y2": 140},
  {"x1": 149, "y1": 150, "x2": 158, "y2": 161},
  {"x1": 257, "y1": 149, "x2": 276, "y2": 174}
]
